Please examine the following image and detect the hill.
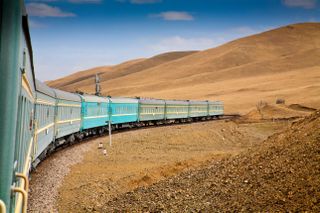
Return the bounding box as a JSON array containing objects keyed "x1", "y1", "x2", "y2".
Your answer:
[
  {"x1": 48, "y1": 23, "x2": 320, "y2": 113},
  {"x1": 47, "y1": 51, "x2": 197, "y2": 92},
  {"x1": 240, "y1": 103, "x2": 316, "y2": 122},
  {"x1": 104, "y1": 110, "x2": 320, "y2": 212}
]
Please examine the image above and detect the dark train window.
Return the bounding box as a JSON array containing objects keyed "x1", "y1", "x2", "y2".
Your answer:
[
  {"x1": 29, "y1": 109, "x2": 33, "y2": 131},
  {"x1": 47, "y1": 108, "x2": 50, "y2": 118}
]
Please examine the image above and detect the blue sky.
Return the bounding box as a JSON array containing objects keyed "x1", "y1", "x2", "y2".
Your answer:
[{"x1": 26, "y1": 0, "x2": 319, "y2": 81}]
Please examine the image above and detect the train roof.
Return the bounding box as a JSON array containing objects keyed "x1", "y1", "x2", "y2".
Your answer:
[
  {"x1": 208, "y1": 100, "x2": 224, "y2": 105},
  {"x1": 165, "y1": 100, "x2": 189, "y2": 105},
  {"x1": 35, "y1": 79, "x2": 55, "y2": 98},
  {"x1": 80, "y1": 94, "x2": 109, "y2": 103},
  {"x1": 53, "y1": 89, "x2": 81, "y2": 102},
  {"x1": 108, "y1": 97, "x2": 138, "y2": 104},
  {"x1": 139, "y1": 98, "x2": 165, "y2": 104},
  {"x1": 188, "y1": 100, "x2": 208, "y2": 105},
  {"x1": 22, "y1": 8, "x2": 36, "y2": 92}
]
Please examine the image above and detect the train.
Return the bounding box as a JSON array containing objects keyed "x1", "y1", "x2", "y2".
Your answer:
[{"x1": 0, "y1": 2, "x2": 223, "y2": 213}]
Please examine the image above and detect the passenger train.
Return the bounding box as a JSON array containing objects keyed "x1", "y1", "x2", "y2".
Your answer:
[{"x1": 0, "y1": 2, "x2": 223, "y2": 213}]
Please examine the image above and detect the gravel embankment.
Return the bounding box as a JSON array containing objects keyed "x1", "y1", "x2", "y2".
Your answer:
[{"x1": 28, "y1": 141, "x2": 95, "y2": 212}]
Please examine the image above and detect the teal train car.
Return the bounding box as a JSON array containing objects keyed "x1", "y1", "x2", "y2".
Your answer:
[
  {"x1": 208, "y1": 101, "x2": 224, "y2": 116},
  {"x1": 139, "y1": 99, "x2": 165, "y2": 121},
  {"x1": 109, "y1": 97, "x2": 139, "y2": 125},
  {"x1": 53, "y1": 89, "x2": 81, "y2": 141},
  {"x1": 34, "y1": 80, "x2": 56, "y2": 164},
  {"x1": 165, "y1": 100, "x2": 189, "y2": 119},
  {"x1": 80, "y1": 94, "x2": 109, "y2": 130},
  {"x1": 189, "y1": 101, "x2": 208, "y2": 118},
  {"x1": 0, "y1": 6, "x2": 37, "y2": 212}
]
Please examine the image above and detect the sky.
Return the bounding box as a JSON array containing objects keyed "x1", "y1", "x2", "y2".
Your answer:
[{"x1": 25, "y1": 0, "x2": 320, "y2": 81}]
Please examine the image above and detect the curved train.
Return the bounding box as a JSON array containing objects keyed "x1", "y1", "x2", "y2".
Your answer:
[{"x1": 0, "y1": 2, "x2": 223, "y2": 213}]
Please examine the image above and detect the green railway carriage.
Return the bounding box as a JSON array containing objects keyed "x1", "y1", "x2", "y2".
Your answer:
[
  {"x1": 208, "y1": 101, "x2": 224, "y2": 116},
  {"x1": 33, "y1": 80, "x2": 56, "y2": 165},
  {"x1": 109, "y1": 97, "x2": 139, "y2": 124},
  {"x1": 188, "y1": 101, "x2": 209, "y2": 118},
  {"x1": 80, "y1": 94, "x2": 109, "y2": 130},
  {"x1": 138, "y1": 99, "x2": 166, "y2": 121},
  {"x1": 53, "y1": 89, "x2": 81, "y2": 140},
  {"x1": 165, "y1": 100, "x2": 189, "y2": 119},
  {"x1": 0, "y1": 5, "x2": 37, "y2": 212}
]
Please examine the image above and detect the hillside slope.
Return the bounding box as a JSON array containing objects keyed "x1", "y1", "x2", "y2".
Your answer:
[
  {"x1": 48, "y1": 23, "x2": 320, "y2": 113},
  {"x1": 104, "y1": 110, "x2": 320, "y2": 212},
  {"x1": 47, "y1": 51, "x2": 197, "y2": 92}
]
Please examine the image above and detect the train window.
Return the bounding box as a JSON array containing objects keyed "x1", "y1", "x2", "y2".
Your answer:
[
  {"x1": 47, "y1": 108, "x2": 50, "y2": 118},
  {"x1": 29, "y1": 109, "x2": 34, "y2": 131},
  {"x1": 70, "y1": 108, "x2": 73, "y2": 115}
]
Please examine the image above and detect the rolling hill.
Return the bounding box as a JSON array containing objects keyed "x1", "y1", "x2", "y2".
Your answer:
[
  {"x1": 47, "y1": 51, "x2": 197, "y2": 92},
  {"x1": 47, "y1": 23, "x2": 320, "y2": 113}
]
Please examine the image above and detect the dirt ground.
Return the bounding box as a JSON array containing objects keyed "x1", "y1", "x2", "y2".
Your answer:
[
  {"x1": 45, "y1": 120, "x2": 287, "y2": 212},
  {"x1": 104, "y1": 111, "x2": 320, "y2": 212}
]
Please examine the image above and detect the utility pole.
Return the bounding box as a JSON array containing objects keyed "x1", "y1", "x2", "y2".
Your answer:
[
  {"x1": 95, "y1": 74, "x2": 101, "y2": 96},
  {"x1": 108, "y1": 97, "x2": 112, "y2": 146}
]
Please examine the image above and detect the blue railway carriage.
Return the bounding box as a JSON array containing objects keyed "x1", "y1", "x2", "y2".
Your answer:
[
  {"x1": 139, "y1": 99, "x2": 165, "y2": 121},
  {"x1": 208, "y1": 101, "x2": 224, "y2": 116},
  {"x1": 188, "y1": 101, "x2": 209, "y2": 118},
  {"x1": 53, "y1": 89, "x2": 81, "y2": 142},
  {"x1": 80, "y1": 94, "x2": 109, "y2": 131},
  {"x1": 33, "y1": 80, "x2": 56, "y2": 163},
  {"x1": 165, "y1": 100, "x2": 189, "y2": 120},
  {"x1": 109, "y1": 97, "x2": 139, "y2": 125}
]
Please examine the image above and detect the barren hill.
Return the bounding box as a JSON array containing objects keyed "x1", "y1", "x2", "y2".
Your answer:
[
  {"x1": 47, "y1": 51, "x2": 197, "y2": 92},
  {"x1": 48, "y1": 23, "x2": 320, "y2": 113}
]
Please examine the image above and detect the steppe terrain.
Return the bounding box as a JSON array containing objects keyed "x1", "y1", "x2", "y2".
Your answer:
[
  {"x1": 28, "y1": 23, "x2": 320, "y2": 212},
  {"x1": 28, "y1": 106, "x2": 319, "y2": 212},
  {"x1": 48, "y1": 23, "x2": 320, "y2": 113}
]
